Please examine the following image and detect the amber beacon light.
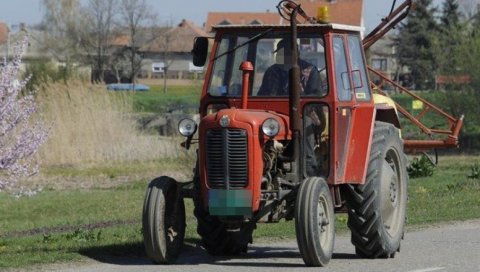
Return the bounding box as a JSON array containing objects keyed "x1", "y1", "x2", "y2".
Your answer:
[{"x1": 316, "y1": 6, "x2": 329, "y2": 23}]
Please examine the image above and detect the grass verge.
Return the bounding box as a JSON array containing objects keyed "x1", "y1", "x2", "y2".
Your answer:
[
  {"x1": 1, "y1": 156, "x2": 479, "y2": 268},
  {"x1": 132, "y1": 85, "x2": 201, "y2": 113}
]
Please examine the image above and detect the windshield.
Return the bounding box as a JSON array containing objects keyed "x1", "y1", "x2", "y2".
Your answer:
[{"x1": 208, "y1": 32, "x2": 328, "y2": 98}]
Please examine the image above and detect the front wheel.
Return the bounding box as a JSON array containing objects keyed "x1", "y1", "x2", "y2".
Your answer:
[
  {"x1": 295, "y1": 177, "x2": 335, "y2": 266},
  {"x1": 142, "y1": 176, "x2": 186, "y2": 264}
]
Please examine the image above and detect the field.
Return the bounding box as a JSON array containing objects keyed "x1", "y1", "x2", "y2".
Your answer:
[{"x1": 1, "y1": 82, "x2": 479, "y2": 268}]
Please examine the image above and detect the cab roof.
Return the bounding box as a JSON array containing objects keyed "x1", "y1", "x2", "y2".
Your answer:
[{"x1": 212, "y1": 23, "x2": 363, "y2": 33}]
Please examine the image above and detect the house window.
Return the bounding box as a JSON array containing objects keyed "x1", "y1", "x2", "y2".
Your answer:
[
  {"x1": 152, "y1": 63, "x2": 165, "y2": 72},
  {"x1": 250, "y1": 19, "x2": 262, "y2": 25},
  {"x1": 372, "y1": 58, "x2": 387, "y2": 71}
]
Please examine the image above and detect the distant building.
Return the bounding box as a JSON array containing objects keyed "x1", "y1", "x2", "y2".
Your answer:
[
  {"x1": 139, "y1": 20, "x2": 209, "y2": 80},
  {"x1": 0, "y1": 22, "x2": 53, "y2": 64},
  {"x1": 366, "y1": 34, "x2": 411, "y2": 90},
  {"x1": 0, "y1": 23, "x2": 8, "y2": 45},
  {"x1": 205, "y1": 0, "x2": 364, "y2": 32}
]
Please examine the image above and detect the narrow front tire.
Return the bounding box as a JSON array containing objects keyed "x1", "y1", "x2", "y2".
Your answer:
[
  {"x1": 142, "y1": 176, "x2": 186, "y2": 264},
  {"x1": 295, "y1": 177, "x2": 335, "y2": 266}
]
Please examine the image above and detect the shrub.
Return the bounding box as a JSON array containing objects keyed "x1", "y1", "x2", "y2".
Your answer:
[
  {"x1": 407, "y1": 155, "x2": 435, "y2": 178},
  {"x1": 467, "y1": 164, "x2": 480, "y2": 179},
  {"x1": 24, "y1": 60, "x2": 78, "y2": 93}
]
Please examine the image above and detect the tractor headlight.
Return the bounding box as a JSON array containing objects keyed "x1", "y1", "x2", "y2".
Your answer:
[
  {"x1": 178, "y1": 118, "x2": 197, "y2": 137},
  {"x1": 262, "y1": 118, "x2": 280, "y2": 138}
]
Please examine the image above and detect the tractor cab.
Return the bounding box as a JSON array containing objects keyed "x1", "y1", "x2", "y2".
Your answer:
[{"x1": 192, "y1": 23, "x2": 377, "y2": 189}]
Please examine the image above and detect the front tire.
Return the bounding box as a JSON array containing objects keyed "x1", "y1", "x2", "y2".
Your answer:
[
  {"x1": 342, "y1": 121, "x2": 408, "y2": 258},
  {"x1": 142, "y1": 176, "x2": 186, "y2": 264},
  {"x1": 295, "y1": 177, "x2": 335, "y2": 266}
]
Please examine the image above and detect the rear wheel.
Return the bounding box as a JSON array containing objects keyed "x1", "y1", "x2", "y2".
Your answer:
[
  {"x1": 342, "y1": 121, "x2": 408, "y2": 258},
  {"x1": 295, "y1": 177, "x2": 335, "y2": 266},
  {"x1": 143, "y1": 176, "x2": 186, "y2": 264}
]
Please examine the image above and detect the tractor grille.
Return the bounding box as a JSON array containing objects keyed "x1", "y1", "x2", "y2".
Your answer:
[{"x1": 206, "y1": 128, "x2": 248, "y2": 189}]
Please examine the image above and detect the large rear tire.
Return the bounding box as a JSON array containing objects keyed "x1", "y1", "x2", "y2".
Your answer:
[
  {"x1": 342, "y1": 121, "x2": 408, "y2": 258},
  {"x1": 143, "y1": 176, "x2": 186, "y2": 264},
  {"x1": 295, "y1": 177, "x2": 335, "y2": 266}
]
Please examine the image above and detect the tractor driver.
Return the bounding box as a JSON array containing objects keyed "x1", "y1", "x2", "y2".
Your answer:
[
  {"x1": 257, "y1": 38, "x2": 323, "y2": 96},
  {"x1": 258, "y1": 38, "x2": 325, "y2": 176}
]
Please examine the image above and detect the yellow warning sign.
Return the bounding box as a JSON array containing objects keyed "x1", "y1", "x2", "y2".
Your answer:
[{"x1": 412, "y1": 100, "x2": 424, "y2": 110}]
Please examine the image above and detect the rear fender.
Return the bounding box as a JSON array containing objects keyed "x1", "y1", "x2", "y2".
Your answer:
[{"x1": 373, "y1": 94, "x2": 401, "y2": 130}]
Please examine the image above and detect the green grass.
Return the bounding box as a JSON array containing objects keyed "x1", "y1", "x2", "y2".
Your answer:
[
  {"x1": 1, "y1": 156, "x2": 479, "y2": 268},
  {"x1": 132, "y1": 85, "x2": 201, "y2": 113},
  {"x1": 407, "y1": 156, "x2": 480, "y2": 225},
  {"x1": 42, "y1": 158, "x2": 192, "y2": 180}
]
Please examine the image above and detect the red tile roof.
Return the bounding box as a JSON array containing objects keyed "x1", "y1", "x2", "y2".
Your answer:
[
  {"x1": 141, "y1": 20, "x2": 209, "y2": 53},
  {"x1": 205, "y1": 0, "x2": 363, "y2": 32},
  {"x1": 111, "y1": 34, "x2": 130, "y2": 47},
  {"x1": 0, "y1": 23, "x2": 9, "y2": 44}
]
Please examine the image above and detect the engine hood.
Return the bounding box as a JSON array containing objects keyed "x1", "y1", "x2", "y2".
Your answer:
[{"x1": 201, "y1": 108, "x2": 291, "y2": 140}]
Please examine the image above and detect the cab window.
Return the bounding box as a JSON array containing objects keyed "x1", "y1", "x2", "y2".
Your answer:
[
  {"x1": 333, "y1": 36, "x2": 351, "y2": 101},
  {"x1": 348, "y1": 34, "x2": 371, "y2": 101}
]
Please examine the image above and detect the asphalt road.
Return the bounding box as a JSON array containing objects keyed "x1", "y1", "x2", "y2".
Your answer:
[{"x1": 46, "y1": 220, "x2": 480, "y2": 272}]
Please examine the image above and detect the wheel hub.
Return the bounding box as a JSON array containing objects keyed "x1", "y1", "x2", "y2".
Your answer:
[
  {"x1": 389, "y1": 176, "x2": 398, "y2": 205},
  {"x1": 167, "y1": 226, "x2": 178, "y2": 242},
  {"x1": 318, "y1": 199, "x2": 330, "y2": 233}
]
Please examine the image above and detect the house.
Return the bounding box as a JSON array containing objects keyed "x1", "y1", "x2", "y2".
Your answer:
[
  {"x1": 139, "y1": 20, "x2": 209, "y2": 80},
  {"x1": 205, "y1": 0, "x2": 364, "y2": 32},
  {"x1": 0, "y1": 22, "x2": 8, "y2": 45},
  {"x1": 366, "y1": 34, "x2": 412, "y2": 90},
  {"x1": 0, "y1": 22, "x2": 54, "y2": 64}
]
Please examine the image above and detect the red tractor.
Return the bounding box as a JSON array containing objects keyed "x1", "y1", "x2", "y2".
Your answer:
[{"x1": 142, "y1": 0, "x2": 463, "y2": 266}]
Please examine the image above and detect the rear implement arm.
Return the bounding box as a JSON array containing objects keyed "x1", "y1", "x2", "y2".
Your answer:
[{"x1": 363, "y1": 0, "x2": 463, "y2": 153}]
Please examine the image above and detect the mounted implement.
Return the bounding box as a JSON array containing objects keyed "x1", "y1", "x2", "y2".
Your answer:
[{"x1": 142, "y1": 0, "x2": 462, "y2": 266}]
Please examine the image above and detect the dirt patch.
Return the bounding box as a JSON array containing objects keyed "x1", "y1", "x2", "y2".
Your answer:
[{"x1": 15, "y1": 169, "x2": 190, "y2": 191}]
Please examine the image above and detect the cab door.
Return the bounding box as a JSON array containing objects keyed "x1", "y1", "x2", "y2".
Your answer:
[{"x1": 331, "y1": 34, "x2": 375, "y2": 185}]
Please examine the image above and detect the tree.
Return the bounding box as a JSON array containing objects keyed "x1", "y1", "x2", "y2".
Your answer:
[
  {"x1": 0, "y1": 39, "x2": 48, "y2": 193},
  {"x1": 440, "y1": 0, "x2": 462, "y2": 27},
  {"x1": 395, "y1": 0, "x2": 438, "y2": 89},
  {"x1": 78, "y1": 0, "x2": 117, "y2": 82},
  {"x1": 40, "y1": 0, "x2": 81, "y2": 66},
  {"x1": 117, "y1": 0, "x2": 157, "y2": 83},
  {"x1": 437, "y1": 0, "x2": 465, "y2": 76},
  {"x1": 458, "y1": 0, "x2": 480, "y2": 19}
]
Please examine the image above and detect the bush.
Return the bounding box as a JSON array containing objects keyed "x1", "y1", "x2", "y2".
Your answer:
[
  {"x1": 407, "y1": 155, "x2": 435, "y2": 178},
  {"x1": 467, "y1": 164, "x2": 480, "y2": 179},
  {"x1": 23, "y1": 60, "x2": 77, "y2": 93}
]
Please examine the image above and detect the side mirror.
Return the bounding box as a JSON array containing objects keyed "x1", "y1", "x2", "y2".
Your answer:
[{"x1": 192, "y1": 37, "x2": 209, "y2": 67}]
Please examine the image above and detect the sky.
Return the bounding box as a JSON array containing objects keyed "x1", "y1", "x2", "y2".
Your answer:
[{"x1": 1, "y1": 0, "x2": 444, "y2": 32}]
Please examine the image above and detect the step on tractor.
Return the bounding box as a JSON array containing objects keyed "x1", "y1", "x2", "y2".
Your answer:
[{"x1": 142, "y1": 0, "x2": 463, "y2": 266}]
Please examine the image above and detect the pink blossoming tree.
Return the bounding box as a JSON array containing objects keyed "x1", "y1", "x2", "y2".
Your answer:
[{"x1": 0, "y1": 38, "x2": 48, "y2": 193}]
